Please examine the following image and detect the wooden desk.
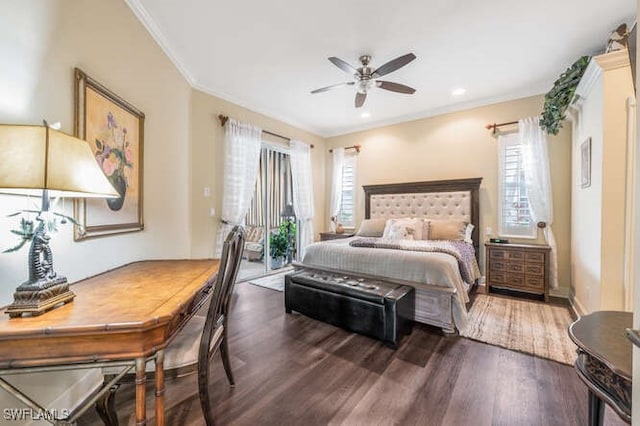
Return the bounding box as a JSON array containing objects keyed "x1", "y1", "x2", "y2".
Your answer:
[
  {"x1": 568, "y1": 311, "x2": 632, "y2": 426},
  {"x1": 0, "y1": 259, "x2": 219, "y2": 425}
]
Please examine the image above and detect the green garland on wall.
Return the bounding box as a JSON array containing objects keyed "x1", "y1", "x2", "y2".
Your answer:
[{"x1": 540, "y1": 55, "x2": 591, "y2": 135}]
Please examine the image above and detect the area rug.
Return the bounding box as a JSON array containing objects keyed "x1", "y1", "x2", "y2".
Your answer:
[
  {"x1": 460, "y1": 294, "x2": 577, "y2": 365},
  {"x1": 246, "y1": 271, "x2": 289, "y2": 292}
]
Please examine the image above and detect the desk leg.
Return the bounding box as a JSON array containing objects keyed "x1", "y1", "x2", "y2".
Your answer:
[
  {"x1": 588, "y1": 389, "x2": 604, "y2": 426},
  {"x1": 135, "y1": 358, "x2": 146, "y2": 426},
  {"x1": 155, "y1": 349, "x2": 165, "y2": 426}
]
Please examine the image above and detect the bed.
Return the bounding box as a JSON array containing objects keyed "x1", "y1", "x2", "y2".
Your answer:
[{"x1": 296, "y1": 177, "x2": 482, "y2": 333}]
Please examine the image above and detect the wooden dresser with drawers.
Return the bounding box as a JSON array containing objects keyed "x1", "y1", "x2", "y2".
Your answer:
[{"x1": 485, "y1": 242, "x2": 551, "y2": 301}]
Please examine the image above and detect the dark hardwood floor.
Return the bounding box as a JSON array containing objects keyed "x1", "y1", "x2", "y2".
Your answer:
[{"x1": 79, "y1": 282, "x2": 626, "y2": 425}]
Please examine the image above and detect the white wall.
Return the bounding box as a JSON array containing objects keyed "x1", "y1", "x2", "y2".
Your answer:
[
  {"x1": 570, "y1": 51, "x2": 635, "y2": 314},
  {"x1": 570, "y1": 69, "x2": 604, "y2": 314}
]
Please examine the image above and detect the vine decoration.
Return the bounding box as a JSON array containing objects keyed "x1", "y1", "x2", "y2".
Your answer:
[{"x1": 540, "y1": 55, "x2": 591, "y2": 135}]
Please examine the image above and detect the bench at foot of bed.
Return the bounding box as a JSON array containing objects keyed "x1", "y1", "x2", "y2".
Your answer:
[{"x1": 284, "y1": 269, "x2": 415, "y2": 348}]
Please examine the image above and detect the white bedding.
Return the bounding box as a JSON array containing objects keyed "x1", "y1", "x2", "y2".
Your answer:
[{"x1": 301, "y1": 237, "x2": 475, "y2": 329}]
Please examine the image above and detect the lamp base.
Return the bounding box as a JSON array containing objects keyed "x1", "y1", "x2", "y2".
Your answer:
[{"x1": 5, "y1": 280, "x2": 75, "y2": 318}]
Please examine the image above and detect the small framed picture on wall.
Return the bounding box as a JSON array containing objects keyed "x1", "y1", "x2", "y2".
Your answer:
[{"x1": 581, "y1": 137, "x2": 591, "y2": 189}]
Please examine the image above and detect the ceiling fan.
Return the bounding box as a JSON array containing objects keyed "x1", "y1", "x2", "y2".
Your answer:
[{"x1": 311, "y1": 53, "x2": 417, "y2": 108}]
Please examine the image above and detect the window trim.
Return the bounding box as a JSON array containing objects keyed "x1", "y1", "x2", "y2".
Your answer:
[{"x1": 497, "y1": 133, "x2": 536, "y2": 239}]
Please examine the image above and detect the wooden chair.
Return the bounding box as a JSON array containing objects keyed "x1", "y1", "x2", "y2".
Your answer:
[{"x1": 96, "y1": 226, "x2": 245, "y2": 426}]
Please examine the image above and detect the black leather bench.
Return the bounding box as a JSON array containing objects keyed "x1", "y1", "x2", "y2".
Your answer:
[{"x1": 285, "y1": 269, "x2": 415, "y2": 348}]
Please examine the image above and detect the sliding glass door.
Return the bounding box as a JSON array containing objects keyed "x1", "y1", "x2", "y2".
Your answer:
[{"x1": 238, "y1": 144, "x2": 295, "y2": 280}]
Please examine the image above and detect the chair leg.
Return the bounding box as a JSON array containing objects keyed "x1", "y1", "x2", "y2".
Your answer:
[
  {"x1": 197, "y1": 359, "x2": 215, "y2": 426},
  {"x1": 95, "y1": 383, "x2": 120, "y2": 426},
  {"x1": 220, "y1": 331, "x2": 235, "y2": 387}
]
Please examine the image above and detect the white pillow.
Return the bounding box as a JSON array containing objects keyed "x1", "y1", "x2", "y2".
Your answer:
[
  {"x1": 383, "y1": 218, "x2": 423, "y2": 240},
  {"x1": 464, "y1": 223, "x2": 474, "y2": 244}
]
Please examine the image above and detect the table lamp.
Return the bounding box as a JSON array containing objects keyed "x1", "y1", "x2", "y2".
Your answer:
[{"x1": 0, "y1": 123, "x2": 119, "y2": 317}]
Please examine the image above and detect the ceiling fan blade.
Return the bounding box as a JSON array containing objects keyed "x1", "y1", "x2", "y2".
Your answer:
[
  {"x1": 328, "y1": 57, "x2": 359, "y2": 75},
  {"x1": 310, "y1": 82, "x2": 355, "y2": 94},
  {"x1": 372, "y1": 53, "x2": 416, "y2": 78},
  {"x1": 376, "y1": 80, "x2": 416, "y2": 94},
  {"x1": 355, "y1": 92, "x2": 367, "y2": 108}
]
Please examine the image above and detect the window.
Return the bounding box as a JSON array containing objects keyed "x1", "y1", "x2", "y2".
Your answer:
[
  {"x1": 338, "y1": 155, "x2": 356, "y2": 228},
  {"x1": 498, "y1": 133, "x2": 535, "y2": 238}
]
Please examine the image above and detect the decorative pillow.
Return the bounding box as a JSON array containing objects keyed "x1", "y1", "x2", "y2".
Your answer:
[
  {"x1": 384, "y1": 221, "x2": 416, "y2": 240},
  {"x1": 419, "y1": 219, "x2": 431, "y2": 240},
  {"x1": 356, "y1": 218, "x2": 387, "y2": 237},
  {"x1": 464, "y1": 223, "x2": 475, "y2": 244},
  {"x1": 382, "y1": 218, "x2": 423, "y2": 240},
  {"x1": 429, "y1": 219, "x2": 468, "y2": 241}
]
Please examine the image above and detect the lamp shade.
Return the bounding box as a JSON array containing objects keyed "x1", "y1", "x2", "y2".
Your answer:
[{"x1": 0, "y1": 124, "x2": 118, "y2": 198}]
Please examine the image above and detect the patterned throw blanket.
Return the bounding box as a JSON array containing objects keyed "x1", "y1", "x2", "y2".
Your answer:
[{"x1": 349, "y1": 238, "x2": 481, "y2": 284}]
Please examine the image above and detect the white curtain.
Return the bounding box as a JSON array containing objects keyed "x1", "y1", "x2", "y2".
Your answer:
[
  {"x1": 520, "y1": 117, "x2": 558, "y2": 289},
  {"x1": 329, "y1": 148, "x2": 345, "y2": 231},
  {"x1": 215, "y1": 119, "x2": 262, "y2": 256},
  {"x1": 290, "y1": 140, "x2": 314, "y2": 259}
]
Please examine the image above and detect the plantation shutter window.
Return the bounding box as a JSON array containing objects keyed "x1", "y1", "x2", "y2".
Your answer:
[
  {"x1": 338, "y1": 155, "x2": 356, "y2": 228},
  {"x1": 498, "y1": 132, "x2": 536, "y2": 238}
]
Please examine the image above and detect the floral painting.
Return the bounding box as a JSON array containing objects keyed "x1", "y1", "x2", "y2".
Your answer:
[
  {"x1": 73, "y1": 68, "x2": 144, "y2": 239},
  {"x1": 94, "y1": 111, "x2": 134, "y2": 211}
]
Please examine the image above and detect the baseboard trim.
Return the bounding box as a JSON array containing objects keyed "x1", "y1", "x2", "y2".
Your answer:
[{"x1": 569, "y1": 296, "x2": 586, "y2": 318}]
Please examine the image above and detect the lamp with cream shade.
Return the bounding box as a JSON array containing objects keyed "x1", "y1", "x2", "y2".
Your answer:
[{"x1": 0, "y1": 122, "x2": 118, "y2": 317}]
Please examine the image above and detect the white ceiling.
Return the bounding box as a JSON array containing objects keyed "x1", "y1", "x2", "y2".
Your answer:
[{"x1": 127, "y1": 0, "x2": 635, "y2": 137}]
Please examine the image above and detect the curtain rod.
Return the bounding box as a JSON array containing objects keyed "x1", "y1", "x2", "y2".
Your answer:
[
  {"x1": 218, "y1": 114, "x2": 314, "y2": 148},
  {"x1": 329, "y1": 144, "x2": 361, "y2": 153},
  {"x1": 485, "y1": 120, "x2": 518, "y2": 135}
]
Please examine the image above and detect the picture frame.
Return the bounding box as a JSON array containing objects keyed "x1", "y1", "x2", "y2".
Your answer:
[
  {"x1": 581, "y1": 137, "x2": 591, "y2": 189},
  {"x1": 73, "y1": 68, "x2": 145, "y2": 240}
]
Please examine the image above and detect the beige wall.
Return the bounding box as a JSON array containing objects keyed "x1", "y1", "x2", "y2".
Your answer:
[
  {"x1": 0, "y1": 0, "x2": 327, "y2": 416},
  {"x1": 0, "y1": 0, "x2": 193, "y2": 415},
  {"x1": 189, "y1": 89, "x2": 326, "y2": 258},
  {"x1": 325, "y1": 95, "x2": 573, "y2": 295}
]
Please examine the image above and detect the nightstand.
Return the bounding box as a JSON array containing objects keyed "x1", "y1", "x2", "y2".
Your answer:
[
  {"x1": 485, "y1": 242, "x2": 551, "y2": 301},
  {"x1": 319, "y1": 232, "x2": 354, "y2": 241}
]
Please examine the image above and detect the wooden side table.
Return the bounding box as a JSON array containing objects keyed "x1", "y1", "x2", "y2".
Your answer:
[
  {"x1": 568, "y1": 311, "x2": 632, "y2": 425},
  {"x1": 319, "y1": 231, "x2": 354, "y2": 241},
  {"x1": 485, "y1": 242, "x2": 551, "y2": 301}
]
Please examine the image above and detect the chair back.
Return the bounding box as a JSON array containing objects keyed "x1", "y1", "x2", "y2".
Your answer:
[{"x1": 198, "y1": 226, "x2": 245, "y2": 361}]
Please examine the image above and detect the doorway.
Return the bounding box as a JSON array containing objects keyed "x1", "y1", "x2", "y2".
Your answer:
[{"x1": 237, "y1": 144, "x2": 296, "y2": 281}]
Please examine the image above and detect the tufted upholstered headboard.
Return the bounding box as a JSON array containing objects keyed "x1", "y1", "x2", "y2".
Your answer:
[{"x1": 363, "y1": 178, "x2": 482, "y2": 258}]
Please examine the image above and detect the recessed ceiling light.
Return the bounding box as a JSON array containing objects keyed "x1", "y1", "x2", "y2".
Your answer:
[
  {"x1": 360, "y1": 111, "x2": 371, "y2": 118},
  {"x1": 452, "y1": 88, "x2": 466, "y2": 96}
]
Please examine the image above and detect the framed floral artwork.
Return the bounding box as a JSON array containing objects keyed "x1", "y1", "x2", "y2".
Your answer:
[{"x1": 73, "y1": 68, "x2": 144, "y2": 240}]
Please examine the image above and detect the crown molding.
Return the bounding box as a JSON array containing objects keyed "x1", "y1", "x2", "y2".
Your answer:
[
  {"x1": 124, "y1": 0, "x2": 196, "y2": 86},
  {"x1": 573, "y1": 59, "x2": 602, "y2": 108},
  {"x1": 573, "y1": 49, "x2": 631, "y2": 109},
  {"x1": 594, "y1": 48, "x2": 631, "y2": 71}
]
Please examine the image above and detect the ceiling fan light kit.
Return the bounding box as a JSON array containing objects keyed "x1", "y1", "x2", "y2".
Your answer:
[{"x1": 311, "y1": 53, "x2": 417, "y2": 108}]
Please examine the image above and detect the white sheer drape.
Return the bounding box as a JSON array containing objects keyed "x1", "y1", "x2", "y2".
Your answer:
[
  {"x1": 329, "y1": 148, "x2": 344, "y2": 232},
  {"x1": 215, "y1": 119, "x2": 262, "y2": 256},
  {"x1": 290, "y1": 140, "x2": 314, "y2": 259},
  {"x1": 520, "y1": 117, "x2": 558, "y2": 288}
]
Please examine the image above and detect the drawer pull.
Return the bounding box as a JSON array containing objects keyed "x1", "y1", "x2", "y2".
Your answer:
[
  {"x1": 508, "y1": 251, "x2": 524, "y2": 260},
  {"x1": 525, "y1": 253, "x2": 544, "y2": 263},
  {"x1": 525, "y1": 264, "x2": 544, "y2": 275},
  {"x1": 507, "y1": 263, "x2": 524, "y2": 273},
  {"x1": 491, "y1": 261, "x2": 506, "y2": 271}
]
